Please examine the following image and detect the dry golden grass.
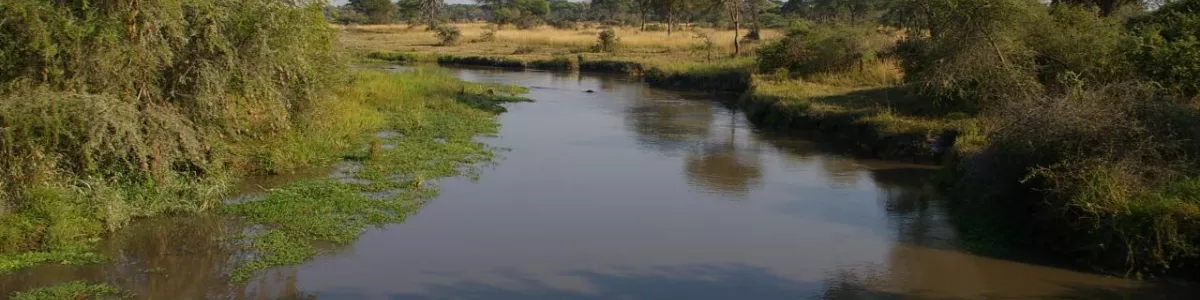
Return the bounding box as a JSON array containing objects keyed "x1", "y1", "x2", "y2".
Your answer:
[{"x1": 337, "y1": 22, "x2": 781, "y2": 63}]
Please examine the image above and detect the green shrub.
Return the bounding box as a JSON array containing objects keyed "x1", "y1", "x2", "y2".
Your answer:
[
  {"x1": 1127, "y1": 0, "x2": 1200, "y2": 97},
  {"x1": 595, "y1": 28, "x2": 619, "y2": 52},
  {"x1": 757, "y1": 23, "x2": 891, "y2": 77},
  {"x1": 0, "y1": 0, "x2": 338, "y2": 254},
  {"x1": 959, "y1": 83, "x2": 1200, "y2": 276},
  {"x1": 435, "y1": 25, "x2": 462, "y2": 46},
  {"x1": 1028, "y1": 5, "x2": 1134, "y2": 94},
  {"x1": 890, "y1": 0, "x2": 1047, "y2": 112}
]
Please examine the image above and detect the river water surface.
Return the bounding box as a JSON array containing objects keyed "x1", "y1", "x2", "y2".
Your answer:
[{"x1": 2, "y1": 67, "x2": 1194, "y2": 299}]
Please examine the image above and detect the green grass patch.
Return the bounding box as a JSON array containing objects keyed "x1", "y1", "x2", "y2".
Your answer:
[
  {"x1": 743, "y1": 76, "x2": 980, "y2": 161},
  {"x1": 0, "y1": 245, "x2": 105, "y2": 275},
  {"x1": 9, "y1": 281, "x2": 131, "y2": 300}
]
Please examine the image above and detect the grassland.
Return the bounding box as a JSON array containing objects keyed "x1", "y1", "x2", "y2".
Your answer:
[
  {"x1": 339, "y1": 22, "x2": 781, "y2": 62},
  {"x1": 343, "y1": 23, "x2": 779, "y2": 91}
]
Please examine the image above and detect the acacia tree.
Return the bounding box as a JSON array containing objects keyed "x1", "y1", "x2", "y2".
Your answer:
[
  {"x1": 420, "y1": 0, "x2": 445, "y2": 27},
  {"x1": 349, "y1": 0, "x2": 397, "y2": 24},
  {"x1": 723, "y1": 0, "x2": 742, "y2": 55},
  {"x1": 656, "y1": 0, "x2": 681, "y2": 35}
]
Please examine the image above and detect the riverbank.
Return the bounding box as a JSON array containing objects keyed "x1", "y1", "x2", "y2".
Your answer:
[
  {"x1": 1, "y1": 68, "x2": 529, "y2": 298},
  {"x1": 363, "y1": 49, "x2": 968, "y2": 164},
  {"x1": 356, "y1": 45, "x2": 1200, "y2": 282}
]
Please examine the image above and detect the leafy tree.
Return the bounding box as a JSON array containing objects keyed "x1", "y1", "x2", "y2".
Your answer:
[
  {"x1": 421, "y1": 0, "x2": 445, "y2": 27},
  {"x1": 591, "y1": 0, "x2": 634, "y2": 23},
  {"x1": 550, "y1": 0, "x2": 590, "y2": 21},
  {"x1": 479, "y1": 0, "x2": 550, "y2": 26},
  {"x1": 1127, "y1": 0, "x2": 1200, "y2": 96},
  {"x1": 332, "y1": 5, "x2": 369, "y2": 24},
  {"x1": 396, "y1": 0, "x2": 421, "y2": 22},
  {"x1": 349, "y1": 0, "x2": 397, "y2": 24},
  {"x1": 446, "y1": 4, "x2": 488, "y2": 22}
]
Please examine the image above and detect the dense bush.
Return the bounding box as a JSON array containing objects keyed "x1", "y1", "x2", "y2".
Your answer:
[
  {"x1": 958, "y1": 83, "x2": 1200, "y2": 274},
  {"x1": 1127, "y1": 0, "x2": 1200, "y2": 98},
  {"x1": 933, "y1": 0, "x2": 1200, "y2": 276},
  {"x1": 1027, "y1": 5, "x2": 1133, "y2": 94},
  {"x1": 595, "y1": 28, "x2": 619, "y2": 52},
  {"x1": 435, "y1": 25, "x2": 462, "y2": 46},
  {"x1": 332, "y1": 6, "x2": 369, "y2": 24},
  {"x1": 890, "y1": 0, "x2": 1046, "y2": 112},
  {"x1": 0, "y1": 0, "x2": 340, "y2": 253},
  {"x1": 757, "y1": 22, "x2": 892, "y2": 77}
]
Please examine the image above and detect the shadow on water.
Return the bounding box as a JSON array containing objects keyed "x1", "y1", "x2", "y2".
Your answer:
[
  {"x1": 0, "y1": 214, "x2": 314, "y2": 299},
  {"x1": 299, "y1": 263, "x2": 1189, "y2": 300},
  {"x1": 0, "y1": 170, "x2": 348, "y2": 299}
]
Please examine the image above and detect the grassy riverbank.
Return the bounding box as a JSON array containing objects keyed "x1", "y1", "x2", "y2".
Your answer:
[{"x1": 0, "y1": 1, "x2": 529, "y2": 297}]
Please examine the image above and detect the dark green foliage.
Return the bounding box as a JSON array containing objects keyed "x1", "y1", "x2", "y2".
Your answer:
[
  {"x1": 436, "y1": 55, "x2": 528, "y2": 69},
  {"x1": 1028, "y1": 5, "x2": 1133, "y2": 93},
  {"x1": 481, "y1": 0, "x2": 550, "y2": 26},
  {"x1": 0, "y1": 0, "x2": 338, "y2": 263},
  {"x1": 332, "y1": 6, "x2": 369, "y2": 24},
  {"x1": 349, "y1": 0, "x2": 398, "y2": 24},
  {"x1": 396, "y1": 0, "x2": 422, "y2": 22},
  {"x1": 1127, "y1": 0, "x2": 1200, "y2": 97},
  {"x1": 757, "y1": 21, "x2": 890, "y2": 77},
  {"x1": 596, "y1": 28, "x2": 620, "y2": 52},
  {"x1": 445, "y1": 4, "x2": 487, "y2": 22},
  {"x1": 890, "y1": 0, "x2": 1045, "y2": 111},
  {"x1": 959, "y1": 84, "x2": 1200, "y2": 275},
  {"x1": 645, "y1": 66, "x2": 751, "y2": 91}
]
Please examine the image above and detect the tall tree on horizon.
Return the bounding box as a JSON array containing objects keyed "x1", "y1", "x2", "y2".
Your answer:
[
  {"x1": 349, "y1": 0, "x2": 398, "y2": 23},
  {"x1": 420, "y1": 0, "x2": 445, "y2": 27},
  {"x1": 722, "y1": 0, "x2": 742, "y2": 55}
]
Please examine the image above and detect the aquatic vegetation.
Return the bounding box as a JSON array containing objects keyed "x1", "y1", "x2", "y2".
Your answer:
[
  {"x1": 223, "y1": 68, "x2": 529, "y2": 281},
  {"x1": 8, "y1": 281, "x2": 130, "y2": 300},
  {"x1": 0, "y1": 245, "x2": 105, "y2": 275}
]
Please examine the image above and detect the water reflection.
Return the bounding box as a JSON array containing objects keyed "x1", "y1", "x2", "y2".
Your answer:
[
  {"x1": 623, "y1": 94, "x2": 713, "y2": 154},
  {"x1": 682, "y1": 108, "x2": 763, "y2": 197},
  {"x1": 0, "y1": 215, "x2": 310, "y2": 299}
]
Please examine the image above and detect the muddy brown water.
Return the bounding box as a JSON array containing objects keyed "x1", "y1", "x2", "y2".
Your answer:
[{"x1": 2, "y1": 67, "x2": 1195, "y2": 299}]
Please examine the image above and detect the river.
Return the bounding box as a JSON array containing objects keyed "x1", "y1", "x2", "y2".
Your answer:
[{"x1": 1, "y1": 67, "x2": 1193, "y2": 299}]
